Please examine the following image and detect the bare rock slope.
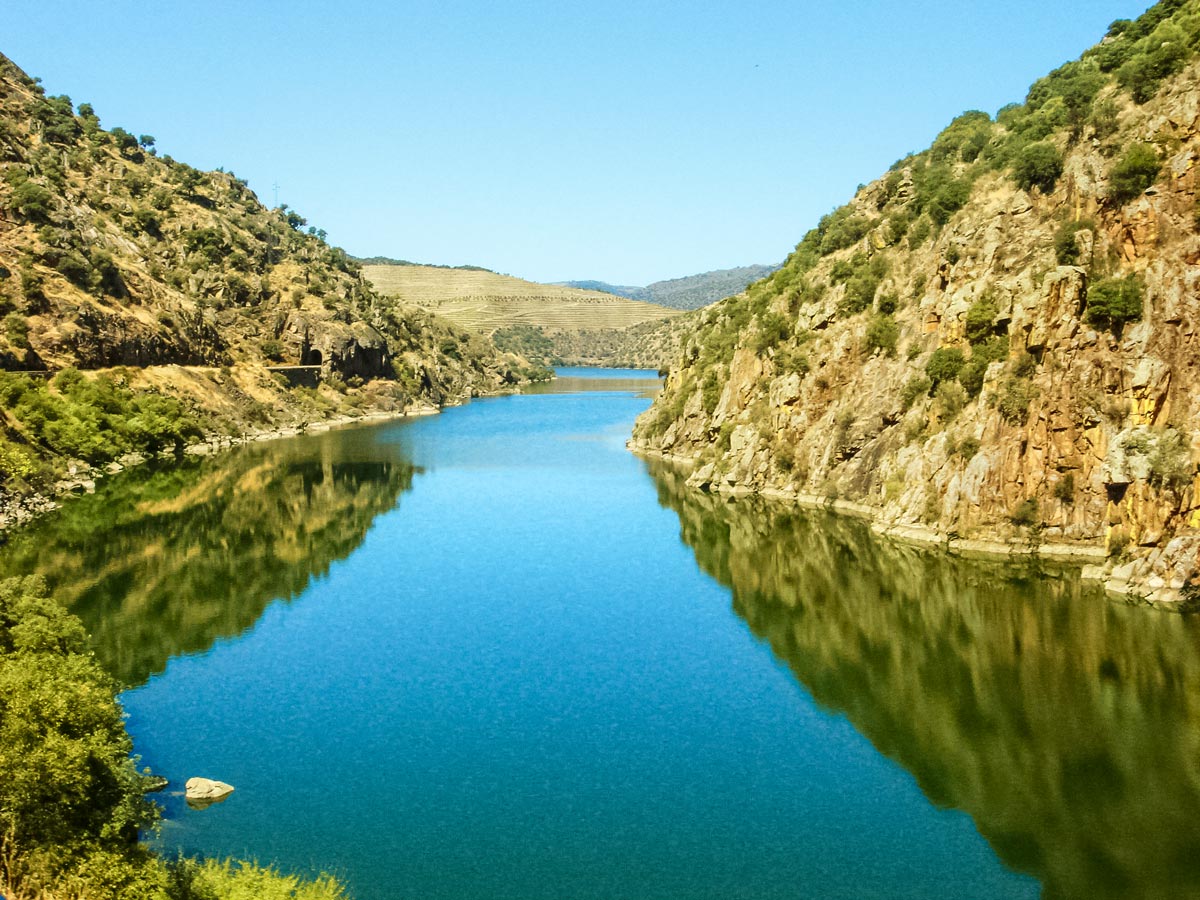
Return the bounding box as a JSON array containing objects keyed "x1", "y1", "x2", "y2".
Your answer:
[{"x1": 633, "y1": 1, "x2": 1200, "y2": 609}]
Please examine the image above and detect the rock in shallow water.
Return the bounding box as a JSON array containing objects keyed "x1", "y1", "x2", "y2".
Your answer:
[{"x1": 185, "y1": 776, "x2": 235, "y2": 809}]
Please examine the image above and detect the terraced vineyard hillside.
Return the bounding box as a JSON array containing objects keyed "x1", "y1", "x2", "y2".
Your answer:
[{"x1": 362, "y1": 264, "x2": 682, "y2": 332}]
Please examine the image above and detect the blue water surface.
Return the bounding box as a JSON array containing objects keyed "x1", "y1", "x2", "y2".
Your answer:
[{"x1": 109, "y1": 369, "x2": 1035, "y2": 900}]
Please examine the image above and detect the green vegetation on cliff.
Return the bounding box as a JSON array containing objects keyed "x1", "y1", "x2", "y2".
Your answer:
[{"x1": 634, "y1": 0, "x2": 1200, "y2": 608}]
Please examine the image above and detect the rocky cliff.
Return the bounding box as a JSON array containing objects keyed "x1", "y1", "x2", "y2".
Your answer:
[{"x1": 632, "y1": 0, "x2": 1200, "y2": 609}]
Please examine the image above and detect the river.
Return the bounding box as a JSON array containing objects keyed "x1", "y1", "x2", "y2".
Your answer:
[{"x1": 2, "y1": 367, "x2": 1198, "y2": 900}]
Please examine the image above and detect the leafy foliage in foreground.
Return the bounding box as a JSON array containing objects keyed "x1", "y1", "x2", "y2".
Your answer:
[
  {"x1": 0, "y1": 575, "x2": 351, "y2": 900},
  {"x1": 0, "y1": 575, "x2": 163, "y2": 898}
]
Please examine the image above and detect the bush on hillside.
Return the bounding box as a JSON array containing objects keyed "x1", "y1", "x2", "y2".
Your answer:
[
  {"x1": 1107, "y1": 143, "x2": 1161, "y2": 203},
  {"x1": 925, "y1": 347, "x2": 965, "y2": 387},
  {"x1": 1085, "y1": 274, "x2": 1144, "y2": 329},
  {"x1": 864, "y1": 313, "x2": 898, "y2": 356},
  {"x1": 1013, "y1": 141, "x2": 1064, "y2": 193}
]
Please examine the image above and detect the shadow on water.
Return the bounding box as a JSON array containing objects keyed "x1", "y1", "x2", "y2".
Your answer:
[
  {"x1": 647, "y1": 460, "x2": 1200, "y2": 900},
  {"x1": 0, "y1": 426, "x2": 416, "y2": 687}
]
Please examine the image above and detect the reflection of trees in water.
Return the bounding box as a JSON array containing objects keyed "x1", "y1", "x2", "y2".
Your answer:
[
  {"x1": 0, "y1": 430, "x2": 416, "y2": 687},
  {"x1": 649, "y1": 461, "x2": 1200, "y2": 900}
]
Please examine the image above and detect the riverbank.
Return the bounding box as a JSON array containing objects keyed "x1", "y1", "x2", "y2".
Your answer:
[
  {"x1": 0, "y1": 362, "x2": 532, "y2": 536},
  {"x1": 630, "y1": 443, "x2": 1196, "y2": 612}
]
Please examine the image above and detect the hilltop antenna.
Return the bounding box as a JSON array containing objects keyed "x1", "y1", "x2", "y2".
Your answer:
[{"x1": 272, "y1": 181, "x2": 279, "y2": 208}]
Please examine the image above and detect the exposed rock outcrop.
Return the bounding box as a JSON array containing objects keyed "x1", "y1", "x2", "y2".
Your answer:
[{"x1": 633, "y1": 14, "x2": 1200, "y2": 611}]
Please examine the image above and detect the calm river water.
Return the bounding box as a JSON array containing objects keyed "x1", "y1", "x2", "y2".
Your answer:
[{"x1": 3, "y1": 367, "x2": 1199, "y2": 900}]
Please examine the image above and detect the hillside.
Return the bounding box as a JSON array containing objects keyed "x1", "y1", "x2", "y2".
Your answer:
[
  {"x1": 362, "y1": 261, "x2": 684, "y2": 366},
  {"x1": 362, "y1": 262, "x2": 682, "y2": 330},
  {"x1": 0, "y1": 52, "x2": 543, "y2": 512},
  {"x1": 560, "y1": 263, "x2": 780, "y2": 310},
  {"x1": 632, "y1": 0, "x2": 1200, "y2": 610}
]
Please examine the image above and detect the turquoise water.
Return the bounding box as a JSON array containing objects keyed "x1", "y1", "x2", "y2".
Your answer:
[{"x1": 4, "y1": 368, "x2": 1199, "y2": 899}]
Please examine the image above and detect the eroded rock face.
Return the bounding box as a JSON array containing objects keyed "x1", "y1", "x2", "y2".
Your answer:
[
  {"x1": 632, "y1": 60, "x2": 1200, "y2": 609},
  {"x1": 185, "y1": 776, "x2": 235, "y2": 809},
  {"x1": 280, "y1": 312, "x2": 391, "y2": 378}
]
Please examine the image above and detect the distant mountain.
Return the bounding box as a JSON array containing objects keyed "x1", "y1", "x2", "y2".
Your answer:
[{"x1": 558, "y1": 264, "x2": 780, "y2": 310}]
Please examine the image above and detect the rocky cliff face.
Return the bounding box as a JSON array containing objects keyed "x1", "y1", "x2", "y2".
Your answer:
[{"x1": 633, "y1": 3, "x2": 1200, "y2": 609}]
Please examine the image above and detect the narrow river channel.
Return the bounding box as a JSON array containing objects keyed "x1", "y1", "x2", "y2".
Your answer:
[{"x1": 3, "y1": 368, "x2": 1199, "y2": 900}]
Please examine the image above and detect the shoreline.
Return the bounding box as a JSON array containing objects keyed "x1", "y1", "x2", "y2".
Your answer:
[
  {"x1": 627, "y1": 442, "x2": 1182, "y2": 611},
  {"x1": 0, "y1": 396, "x2": 462, "y2": 537}
]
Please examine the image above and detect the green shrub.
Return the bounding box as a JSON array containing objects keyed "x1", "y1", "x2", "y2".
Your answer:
[
  {"x1": 4, "y1": 312, "x2": 29, "y2": 348},
  {"x1": 817, "y1": 206, "x2": 874, "y2": 255},
  {"x1": 0, "y1": 576, "x2": 160, "y2": 897},
  {"x1": 753, "y1": 310, "x2": 791, "y2": 352},
  {"x1": 171, "y1": 858, "x2": 347, "y2": 900},
  {"x1": 1053, "y1": 472, "x2": 1076, "y2": 502},
  {"x1": 956, "y1": 436, "x2": 981, "y2": 460},
  {"x1": 957, "y1": 356, "x2": 988, "y2": 397},
  {"x1": 936, "y1": 380, "x2": 968, "y2": 418},
  {"x1": 261, "y1": 338, "x2": 285, "y2": 362},
  {"x1": 701, "y1": 371, "x2": 722, "y2": 413},
  {"x1": 0, "y1": 440, "x2": 37, "y2": 483},
  {"x1": 838, "y1": 255, "x2": 888, "y2": 317},
  {"x1": 1116, "y1": 24, "x2": 1190, "y2": 102},
  {"x1": 1148, "y1": 429, "x2": 1192, "y2": 490},
  {"x1": 997, "y1": 377, "x2": 1035, "y2": 423},
  {"x1": 1053, "y1": 218, "x2": 1096, "y2": 265},
  {"x1": 1010, "y1": 497, "x2": 1040, "y2": 527},
  {"x1": 1089, "y1": 99, "x2": 1120, "y2": 138},
  {"x1": 8, "y1": 179, "x2": 55, "y2": 223},
  {"x1": 1107, "y1": 143, "x2": 1160, "y2": 203},
  {"x1": 930, "y1": 110, "x2": 994, "y2": 162},
  {"x1": 830, "y1": 258, "x2": 857, "y2": 284},
  {"x1": 1013, "y1": 141, "x2": 1064, "y2": 193},
  {"x1": 1085, "y1": 274, "x2": 1144, "y2": 329},
  {"x1": 907, "y1": 217, "x2": 932, "y2": 248},
  {"x1": 925, "y1": 347, "x2": 965, "y2": 386},
  {"x1": 964, "y1": 294, "x2": 999, "y2": 344},
  {"x1": 864, "y1": 313, "x2": 899, "y2": 356},
  {"x1": 900, "y1": 374, "x2": 932, "y2": 410}
]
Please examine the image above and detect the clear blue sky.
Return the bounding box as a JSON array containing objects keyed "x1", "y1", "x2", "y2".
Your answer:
[{"x1": 6, "y1": 1, "x2": 1143, "y2": 285}]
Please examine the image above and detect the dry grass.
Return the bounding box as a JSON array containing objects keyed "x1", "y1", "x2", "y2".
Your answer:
[{"x1": 362, "y1": 265, "x2": 682, "y2": 333}]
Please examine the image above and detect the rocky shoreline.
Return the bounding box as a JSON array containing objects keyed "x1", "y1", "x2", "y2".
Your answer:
[{"x1": 630, "y1": 443, "x2": 1195, "y2": 611}]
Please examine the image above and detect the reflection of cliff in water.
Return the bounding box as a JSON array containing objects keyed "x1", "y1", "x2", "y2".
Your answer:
[
  {"x1": 648, "y1": 462, "x2": 1200, "y2": 900},
  {"x1": 0, "y1": 428, "x2": 416, "y2": 687}
]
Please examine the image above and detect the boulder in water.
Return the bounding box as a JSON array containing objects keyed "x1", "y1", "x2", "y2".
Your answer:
[{"x1": 185, "y1": 776, "x2": 235, "y2": 809}]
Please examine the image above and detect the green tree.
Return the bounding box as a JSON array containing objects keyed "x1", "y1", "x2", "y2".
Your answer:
[
  {"x1": 1085, "y1": 274, "x2": 1144, "y2": 330},
  {"x1": 925, "y1": 347, "x2": 965, "y2": 386},
  {"x1": 864, "y1": 313, "x2": 899, "y2": 356},
  {"x1": 1013, "y1": 141, "x2": 1064, "y2": 193}
]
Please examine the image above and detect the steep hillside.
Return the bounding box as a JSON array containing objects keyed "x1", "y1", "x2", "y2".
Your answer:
[
  {"x1": 0, "y1": 52, "x2": 541, "y2": 512},
  {"x1": 632, "y1": 0, "x2": 1200, "y2": 609},
  {"x1": 560, "y1": 263, "x2": 780, "y2": 310}
]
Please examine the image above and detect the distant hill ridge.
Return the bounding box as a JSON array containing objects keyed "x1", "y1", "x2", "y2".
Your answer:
[
  {"x1": 558, "y1": 264, "x2": 781, "y2": 310},
  {"x1": 352, "y1": 256, "x2": 494, "y2": 273},
  {"x1": 361, "y1": 262, "x2": 682, "y2": 333}
]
